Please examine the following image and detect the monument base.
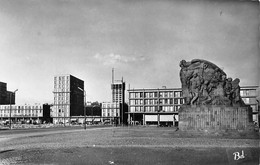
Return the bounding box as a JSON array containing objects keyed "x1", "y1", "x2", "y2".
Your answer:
[{"x1": 178, "y1": 105, "x2": 257, "y2": 137}]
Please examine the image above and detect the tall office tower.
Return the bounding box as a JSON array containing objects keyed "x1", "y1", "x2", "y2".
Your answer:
[
  {"x1": 53, "y1": 75, "x2": 84, "y2": 124},
  {"x1": 0, "y1": 81, "x2": 15, "y2": 105},
  {"x1": 111, "y1": 80, "x2": 125, "y2": 104}
]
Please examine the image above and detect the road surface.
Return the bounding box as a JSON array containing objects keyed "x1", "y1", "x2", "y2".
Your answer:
[{"x1": 0, "y1": 126, "x2": 259, "y2": 164}]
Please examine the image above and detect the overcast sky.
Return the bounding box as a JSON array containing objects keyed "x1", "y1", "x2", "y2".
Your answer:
[{"x1": 0, "y1": 0, "x2": 259, "y2": 104}]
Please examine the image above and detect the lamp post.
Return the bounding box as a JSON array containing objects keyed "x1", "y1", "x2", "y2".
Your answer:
[
  {"x1": 9, "y1": 89, "x2": 18, "y2": 129},
  {"x1": 78, "y1": 87, "x2": 86, "y2": 130}
]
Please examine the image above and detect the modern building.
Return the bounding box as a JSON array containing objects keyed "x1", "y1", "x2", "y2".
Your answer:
[
  {"x1": 128, "y1": 86, "x2": 259, "y2": 126},
  {"x1": 0, "y1": 103, "x2": 51, "y2": 124},
  {"x1": 102, "y1": 102, "x2": 120, "y2": 124},
  {"x1": 240, "y1": 86, "x2": 259, "y2": 124},
  {"x1": 52, "y1": 74, "x2": 84, "y2": 124},
  {"x1": 128, "y1": 87, "x2": 183, "y2": 126},
  {"x1": 111, "y1": 80, "x2": 125, "y2": 104},
  {"x1": 110, "y1": 78, "x2": 127, "y2": 124},
  {"x1": 0, "y1": 81, "x2": 15, "y2": 105}
]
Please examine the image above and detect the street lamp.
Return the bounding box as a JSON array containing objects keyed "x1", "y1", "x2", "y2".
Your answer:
[
  {"x1": 78, "y1": 87, "x2": 86, "y2": 130},
  {"x1": 9, "y1": 89, "x2": 18, "y2": 129}
]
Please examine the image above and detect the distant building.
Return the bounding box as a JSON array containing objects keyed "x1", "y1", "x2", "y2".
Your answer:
[
  {"x1": 52, "y1": 74, "x2": 84, "y2": 124},
  {"x1": 0, "y1": 103, "x2": 51, "y2": 124},
  {"x1": 240, "y1": 86, "x2": 259, "y2": 124},
  {"x1": 111, "y1": 79, "x2": 127, "y2": 124},
  {"x1": 0, "y1": 81, "x2": 15, "y2": 105},
  {"x1": 102, "y1": 102, "x2": 120, "y2": 124},
  {"x1": 128, "y1": 87, "x2": 183, "y2": 126},
  {"x1": 111, "y1": 80, "x2": 125, "y2": 104}
]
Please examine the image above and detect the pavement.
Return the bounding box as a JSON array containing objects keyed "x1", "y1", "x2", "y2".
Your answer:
[{"x1": 0, "y1": 126, "x2": 259, "y2": 165}]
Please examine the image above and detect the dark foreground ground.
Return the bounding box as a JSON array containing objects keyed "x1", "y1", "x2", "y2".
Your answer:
[{"x1": 0, "y1": 126, "x2": 259, "y2": 165}]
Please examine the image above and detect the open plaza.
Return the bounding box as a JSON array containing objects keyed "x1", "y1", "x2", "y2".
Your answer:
[{"x1": 0, "y1": 126, "x2": 259, "y2": 165}]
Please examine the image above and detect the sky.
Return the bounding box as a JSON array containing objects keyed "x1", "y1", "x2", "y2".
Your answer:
[{"x1": 0, "y1": 0, "x2": 259, "y2": 104}]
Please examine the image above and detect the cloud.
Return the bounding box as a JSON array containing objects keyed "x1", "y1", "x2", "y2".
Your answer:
[{"x1": 94, "y1": 53, "x2": 146, "y2": 65}]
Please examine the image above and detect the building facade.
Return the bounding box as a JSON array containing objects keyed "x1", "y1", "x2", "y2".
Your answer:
[
  {"x1": 53, "y1": 74, "x2": 84, "y2": 124},
  {"x1": 128, "y1": 86, "x2": 259, "y2": 126},
  {"x1": 128, "y1": 87, "x2": 183, "y2": 126},
  {"x1": 102, "y1": 102, "x2": 120, "y2": 124},
  {"x1": 111, "y1": 80, "x2": 125, "y2": 104},
  {"x1": 0, "y1": 103, "x2": 47, "y2": 124},
  {"x1": 240, "y1": 86, "x2": 259, "y2": 124},
  {"x1": 111, "y1": 79, "x2": 127, "y2": 124},
  {"x1": 0, "y1": 82, "x2": 15, "y2": 105}
]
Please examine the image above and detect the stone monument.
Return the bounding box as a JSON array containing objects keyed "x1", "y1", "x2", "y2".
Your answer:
[{"x1": 178, "y1": 59, "x2": 255, "y2": 136}]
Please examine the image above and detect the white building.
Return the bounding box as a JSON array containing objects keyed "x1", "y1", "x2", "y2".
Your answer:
[
  {"x1": 53, "y1": 74, "x2": 84, "y2": 124},
  {"x1": 0, "y1": 103, "x2": 43, "y2": 124},
  {"x1": 101, "y1": 102, "x2": 120, "y2": 124}
]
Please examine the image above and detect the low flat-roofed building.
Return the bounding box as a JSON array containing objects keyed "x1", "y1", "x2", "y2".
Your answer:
[
  {"x1": 128, "y1": 87, "x2": 183, "y2": 126},
  {"x1": 102, "y1": 102, "x2": 120, "y2": 124},
  {"x1": 0, "y1": 103, "x2": 51, "y2": 124}
]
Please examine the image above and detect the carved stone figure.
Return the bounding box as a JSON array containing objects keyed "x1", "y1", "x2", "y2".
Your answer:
[
  {"x1": 199, "y1": 80, "x2": 211, "y2": 104},
  {"x1": 225, "y1": 77, "x2": 233, "y2": 100},
  {"x1": 189, "y1": 73, "x2": 201, "y2": 105},
  {"x1": 179, "y1": 59, "x2": 245, "y2": 106}
]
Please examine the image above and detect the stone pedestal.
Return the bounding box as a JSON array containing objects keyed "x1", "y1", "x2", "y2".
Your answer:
[{"x1": 179, "y1": 105, "x2": 256, "y2": 136}]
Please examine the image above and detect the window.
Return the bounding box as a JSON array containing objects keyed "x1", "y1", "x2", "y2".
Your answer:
[
  {"x1": 144, "y1": 106, "x2": 148, "y2": 112},
  {"x1": 154, "y1": 92, "x2": 158, "y2": 97},
  {"x1": 164, "y1": 92, "x2": 168, "y2": 98},
  {"x1": 174, "y1": 99, "x2": 178, "y2": 104},
  {"x1": 164, "y1": 99, "x2": 168, "y2": 104},
  {"x1": 169, "y1": 92, "x2": 173, "y2": 97},
  {"x1": 170, "y1": 99, "x2": 173, "y2": 104},
  {"x1": 140, "y1": 92, "x2": 143, "y2": 98},
  {"x1": 159, "y1": 92, "x2": 163, "y2": 97},
  {"x1": 180, "y1": 99, "x2": 184, "y2": 104}
]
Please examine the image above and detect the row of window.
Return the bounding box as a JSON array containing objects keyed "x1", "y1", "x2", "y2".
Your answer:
[
  {"x1": 129, "y1": 98, "x2": 184, "y2": 105},
  {"x1": 54, "y1": 76, "x2": 70, "y2": 82},
  {"x1": 102, "y1": 104, "x2": 120, "y2": 108},
  {"x1": 0, "y1": 106, "x2": 42, "y2": 110},
  {"x1": 0, "y1": 114, "x2": 43, "y2": 117},
  {"x1": 0, "y1": 110, "x2": 42, "y2": 114},
  {"x1": 130, "y1": 106, "x2": 180, "y2": 112},
  {"x1": 102, "y1": 109, "x2": 119, "y2": 117},
  {"x1": 129, "y1": 91, "x2": 182, "y2": 99},
  {"x1": 240, "y1": 90, "x2": 256, "y2": 96},
  {"x1": 242, "y1": 98, "x2": 257, "y2": 104}
]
